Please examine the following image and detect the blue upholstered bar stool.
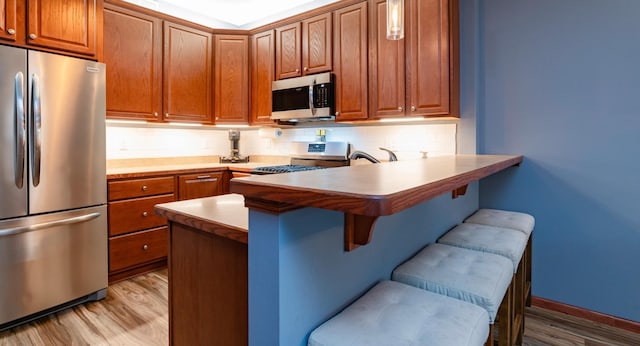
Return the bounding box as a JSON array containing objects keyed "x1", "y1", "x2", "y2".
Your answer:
[
  {"x1": 437, "y1": 223, "x2": 528, "y2": 345},
  {"x1": 464, "y1": 209, "x2": 535, "y2": 306},
  {"x1": 392, "y1": 243, "x2": 514, "y2": 346},
  {"x1": 308, "y1": 280, "x2": 490, "y2": 346}
]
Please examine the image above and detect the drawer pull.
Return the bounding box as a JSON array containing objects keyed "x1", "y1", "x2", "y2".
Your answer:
[
  {"x1": 143, "y1": 244, "x2": 149, "y2": 251},
  {"x1": 141, "y1": 185, "x2": 148, "y2": 191},
  {"x1": 29, "y1": 33, "x2": 37, "y2": 40},
  {"x1": 197, "y1": 175, "x2": 211, "y2": 179},
  {"x1": 142, "y1": 211, "x2": 149, "y2": 217},
  {"x1": 7, "y1": 28, "x2": 16, "y2": 35}
]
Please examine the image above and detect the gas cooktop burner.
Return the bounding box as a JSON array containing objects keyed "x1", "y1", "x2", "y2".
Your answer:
[{"x1": 252, "y1": 165, "x2": 327, "y2": 175}]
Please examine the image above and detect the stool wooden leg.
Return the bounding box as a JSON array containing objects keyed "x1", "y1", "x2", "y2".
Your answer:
[
  {"x1": 485, "y1": 324, "x2": 494, "y2": 346},
  {"x1": 514, "y1": 260, "x2": 526, "y2": 345},
  {"x1": 526, "y1": 234, "x2": 532, "y2": 307},
  {"x1": 497, "y1": 281, "x2": 512, "y2": 346}
]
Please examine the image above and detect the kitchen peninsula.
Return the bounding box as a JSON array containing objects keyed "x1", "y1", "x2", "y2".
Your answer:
[{"x1": 155, "y1": 154, "x2": 522, "y2": 345}]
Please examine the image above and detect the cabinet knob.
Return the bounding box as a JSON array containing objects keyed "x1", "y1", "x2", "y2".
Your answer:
[
  {"x1": 335, "y1": 111, "x2": 340, "y2": 116},
  {"x1": 295, "y1": 69, "x2": 300, "y2": 73},
  {"x1": 141, "y1": 185, "x2": 148, "y2": 191},
  {"x1": 142, "y1": 211, "x2": 149, "y2": 217},
  {"x1": 411, "y1": 106, "x2": 416, "y2": 112},
  {"x1": 29, "y1": 33, "x2": 37, "y2": 40},
  {"x1": 7, "y1": 29, "x2": 15, "y2": 35},
  {"x1": 398, "y1": 106, "x2": 403, "y2": 112},
  {"x1": 165, "y1": 113, "x2": 169, "y2": 118},
  {"x1": 303, "y1": 67, "x2": 308, "y2": 72},
  {"x1": 153, "y1": 112, "x2": 158, "y2": 117},
  {"x1": 143, "y1": 244, "x2": 149, "y2": 251}
]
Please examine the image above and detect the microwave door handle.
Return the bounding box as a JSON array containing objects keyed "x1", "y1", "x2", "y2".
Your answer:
[
  {"x1": 14, "y1": 72, "x2": 26, "y2": 188},
  {"x1": 309, "y1": 82, "x2": 316, "y2": 116},
  {"x1": 31, "y1": 74, "x2": 42, "y2": 187}
]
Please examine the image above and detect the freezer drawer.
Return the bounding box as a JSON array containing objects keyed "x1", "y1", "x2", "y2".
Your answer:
[{"x1": 0, "y1": 205, "x2": 107, "y2": 327}]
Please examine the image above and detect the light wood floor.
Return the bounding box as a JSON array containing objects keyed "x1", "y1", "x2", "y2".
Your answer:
[{"x1": 1, "y1": 269, "x2": 639, "y2": 345}]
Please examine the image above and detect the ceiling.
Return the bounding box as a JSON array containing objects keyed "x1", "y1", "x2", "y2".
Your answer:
[{"x1": 123, "y1": 0, "x2": 340, "y2": 29}]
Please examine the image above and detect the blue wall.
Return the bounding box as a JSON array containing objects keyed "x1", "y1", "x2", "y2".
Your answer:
[
  {"x1": 249, "y1": 190, "x2": 480, "y2": 345},
  {"x1": 470, "y1": 0, "x2": 640, "y2": 321}
]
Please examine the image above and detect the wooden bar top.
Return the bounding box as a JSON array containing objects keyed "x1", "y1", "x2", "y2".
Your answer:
[
  {"x1": 230, "y1": 155, "x2": 523, "y2": 217},
  {"x1": 155, "y1": 193, "x2": 248, "y2": 244}
]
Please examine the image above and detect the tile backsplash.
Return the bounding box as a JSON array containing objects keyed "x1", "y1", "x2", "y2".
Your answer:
[{"x1": 106, "y1": 122, "x2": 457, "y2": 161}]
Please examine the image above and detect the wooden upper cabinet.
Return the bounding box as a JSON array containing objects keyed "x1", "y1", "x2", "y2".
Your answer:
[
  {"x1": 26, "y1": 0, "x2": 98, "y2": 56},
  {"x1": 275, "y1": 14, "x2": 332, "y2": 80},
  {"x1": 275, "y1": 22, "x2": 301, "y2": 79},
  {"x1": 104, "y1": 5, "x2": 162, "y2": 121},
  {"x1": 0, "y1": 0, "x2": 21, "y2": 43},
  {"x1": 214, "y1": 34, "x2": 249, "y2": 124},
  {"x1": 333, "y1": 1, "x2": 368, "y2": 121},
  {"x1": 250, "y1": 30, "x2": 276, "y2": 125},
  {"x1": 369, "y1": 0, "x2": 405, "y2": 118},
  {"x1": 163, "y1": 21, "x2": 213, "y2": 123},
  {"x1": 406, "y1": 0, "x2": 450, "y2": 116},
  {"x1": 302, "y1": 12, "x2": 332, "y2": 75}
]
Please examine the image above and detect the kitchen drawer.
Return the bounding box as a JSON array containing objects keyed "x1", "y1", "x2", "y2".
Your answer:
[
  {"x1": 109, "y1": 227, "x2": 168, "y2": 272},
  {"x1": 108, "y1": 194, "x2": 174, "y2": 236},
  {"x1": 108, "y1": 176, "x2": 175, "y2": 201},
  {"x1": 177, "y1": 172, "x2": 224, "y2": 200}
]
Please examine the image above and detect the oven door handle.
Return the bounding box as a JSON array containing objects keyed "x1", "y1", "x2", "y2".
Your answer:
[{"x1": 309, "y1": 80, "x2": 316, "y2": 116}]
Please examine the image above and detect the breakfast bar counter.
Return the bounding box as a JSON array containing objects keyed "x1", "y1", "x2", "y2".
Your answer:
[{"x1": 155, "y1": 154, "x2": 523, "y2": 346}]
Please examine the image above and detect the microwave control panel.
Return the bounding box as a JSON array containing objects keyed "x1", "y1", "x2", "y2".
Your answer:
[{"x1": 313, "y1": 83, "x2": 333, "y2": 108}]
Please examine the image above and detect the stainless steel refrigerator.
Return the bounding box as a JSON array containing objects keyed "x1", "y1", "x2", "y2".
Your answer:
[{"x1": 0, "y1": 45, "x2": 107, "y2": 331}]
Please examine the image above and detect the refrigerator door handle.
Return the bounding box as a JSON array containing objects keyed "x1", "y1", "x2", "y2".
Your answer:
[
  {"x1": 0, "y1": 212, "x2": 101, "y2": 237},
  {"x1": 15, "y1": 72, "x2": 26, "y2": 188},
  {"x1": 30, "y1": 73, "x2": 42, "y2": 187}
]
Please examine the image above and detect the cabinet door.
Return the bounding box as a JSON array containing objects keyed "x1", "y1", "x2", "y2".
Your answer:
[
  {"x1": 164, "y1": 21, "x2": 213, "y2": 123},
  {"x1": 333, "y1": 2, "x2": 368, "y2": 121},
  {"x1": 302, "y1": 13, "x2": 332, "y2": 75},
  {"x1": 178, "y1": 172, "x2": 224, "y2": 201},
  {"x1": 407, "y1": 0, "x2": 449, "y2": 115},
  {"x1": 369, "y1": 0, "x2": 406, "y2": 118},
  {"x1": 275, "y1": 22, "x2": 301, "y2": 79},
  {"x1": 104, "y1": 5, "x2": 162, "y2": 121},
  {"x1": 250, "y1": 30, "x2": 275, "y2": 125},
  {"x1": 0, "y1": 0, "x2": 22, "y2": 43},
  {"x1": 26, "y1": 0, "x2": 98, "y2": 56},
  {"x1": 214, "y1": 35, "x2": 249, "y2": 124}
]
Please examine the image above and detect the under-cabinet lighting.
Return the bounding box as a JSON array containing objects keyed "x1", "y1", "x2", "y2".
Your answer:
[
  {"x1": 168, "y1": 122, "x2": 203, "y2": 127},
  {"x1": 379, "y1": 117, "x2": 425, "y2": 123},
  {"x1": 387, "y1": 0, "x2": 404, "y2": 40},
  {"x1": 105, "y1": 119, "x2": 147, "y2": 125},
  {"x1": 215, "y1": 124, "x2": 251, "y2": 128}
]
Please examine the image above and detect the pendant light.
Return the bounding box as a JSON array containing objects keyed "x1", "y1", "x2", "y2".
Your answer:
[{"x1": 386, "y1": 0, "x2": 404, "y2": 40}]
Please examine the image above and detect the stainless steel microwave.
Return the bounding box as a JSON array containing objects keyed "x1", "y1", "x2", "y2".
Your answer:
[{"x1": 271, "y1": 72, "x2": 334, "y2": 121}]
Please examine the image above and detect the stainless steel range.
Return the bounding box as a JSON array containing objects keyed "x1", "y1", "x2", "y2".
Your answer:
[{"x1": 252, "y1": 141, "x2": 350, "y2": 175}]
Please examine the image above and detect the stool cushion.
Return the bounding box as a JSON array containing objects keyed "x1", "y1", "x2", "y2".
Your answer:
[
  {"x1": 308, "y1": 280, "x2": 490, "y2": 346},
  {"x1": 438, "y1": 223, "x2": 528, "y2": 272},
  {"x1": 464, "y1": 209, "x2": 534, "y2": 236},
  {"x1": 392, "y1": 244, "x2": 512, "y2": 322}
]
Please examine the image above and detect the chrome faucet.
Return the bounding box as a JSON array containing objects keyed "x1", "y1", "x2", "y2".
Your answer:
[
  {"x1": 379, "y1": 147, "x2": 398, "y2": 162},
  {"x1": 349, "y1": 150, "x2": 381, "y2": 163}
]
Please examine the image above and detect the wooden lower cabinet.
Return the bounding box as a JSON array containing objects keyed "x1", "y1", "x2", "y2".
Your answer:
[
  {"x1": 108, "y1": 175, "x2": 175, "y2": 283},
  {"x1": 177, "y1": 172, "x2": 224, "y2": 200},
  {"x1": 109, "y1": 227, "x2": 168, "y2": 272},
  {"x1": 169, "y1": 222, "x2": 247, "y2": 346},
  {"x1": 108, "y1": 169, "x2": 229, "y2": 283}
]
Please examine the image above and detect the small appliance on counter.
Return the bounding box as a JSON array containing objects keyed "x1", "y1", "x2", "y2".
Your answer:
[
  {"x1": 252, "y1": 141, "x2": 350, "y2": 174},
  {"x1": 220, "y1": 129, "x2": 250, "y2": 163}
]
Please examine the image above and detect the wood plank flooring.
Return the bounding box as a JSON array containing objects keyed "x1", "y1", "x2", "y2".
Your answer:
[{"x1": 1, "y1": 269, "x2": 638, "y2": 345}]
